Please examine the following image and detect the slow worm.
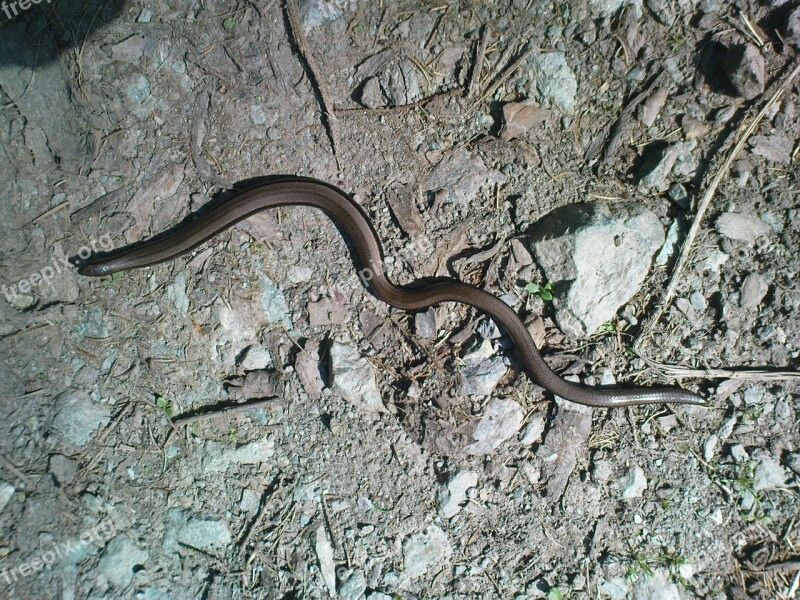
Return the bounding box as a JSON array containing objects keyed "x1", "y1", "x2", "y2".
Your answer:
[{"x1": 78, "y1": 177, "x2": 704, "y2": 408}]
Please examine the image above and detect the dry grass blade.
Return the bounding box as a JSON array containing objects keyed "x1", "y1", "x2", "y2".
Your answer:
[{"x1": 643, "y1": 357, "x2": 800, "y2": 382}]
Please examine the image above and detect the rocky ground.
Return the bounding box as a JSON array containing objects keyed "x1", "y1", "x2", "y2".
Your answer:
[{"x1": 1, "y1": 0, "x2": 799, "y2": 598}]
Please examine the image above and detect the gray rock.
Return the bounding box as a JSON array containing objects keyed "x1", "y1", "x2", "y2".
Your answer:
[
  {"x1": 530, "y1": 202, "x2": 665, "y2": 338},
  {"x1": 458, "y1": 346, "x2": 507, "y2": 396},
  {"x1": 511, "y1": 238, "x2": 533, "y2": 265},
  {"x1": 203, "y1": 436, "x2": 275, "y2": 473},
  {"x1": 787, "y1": 453, "x2": 800, "y2": 476},
  {"x1": 588, "y1": 0, "x2": 627, "y2": 18},
  {"x1": 723, "y1": 44, "x2": 765, "y2": 100},
  {"x1": 538, "y1": 394, "x2": 593, "y2": 498},
  {"x1": 592, "y1": 460, "x2": 615, "y2": 485},
  {"x1": 646, "y1": 0, "x2": 676, "y2": 24},
  {"x1": 299, "y1": 0, "x2": 347, "y2": 29},
  {"x1": 414, "y1": 309, "x2": 437, "y2": 340},
  {"x1": 49, "y1": 454, "x2": 78, "y2": 485},
  {"x1": 177, "y1": 518, "x2": 232, "y2": 553},
  {"x1": 743, "y1": 386, "x2": 766, "y2": 405},
  {"x1": 240, "y1": 489, "x2": 261, "y2": 515},
  {"x1": 361, "y1": 77, "x2": 388, "y2": 109},
  {"x1": 424, "y1": 148, "x2": 505, "y2": 208},
  {"x1": 238, "y1": 344, "x2": 272, "y2": 371},
  {"x1": 740, "y1": 273, "x2": 769, "y2": 309},
  {"x1": 752, "y1": 451, "x2": 788, "y2": 492},
  {"x1": 308, "y1": 295, "x2": 349, "y2": 326},
  {"x1": 750, "y1": 134, "x2": 792, "y2": 165},
  {"x1": 619, "y1": 465, "x2": 648, "y2": 499},
  {"x1": 98, "y1": 535, "x2": 149, "y2": 588},
  {"x1": 402, "y1": 525, "x2": 452, "y2": 579},
  {"x1": 339, "y1": 569, "x2": 367, "y2": 600},
  {"x1": 703, "y1": 434, "x2": 719, "y2": 461},
  {"x1": 639, "y1": 142, "x2": 694, "y2": 192},
  {"x1": 0, "y1": 481, "x2": 14, "y2": 512},
  {"x1": 329, "y1": 342, "x2": 385, "y2": 413},
  {"x1": 786, "y1": 7, "x2": 800, "y2": 48},
  {"x1": 0, "y1": 361, "x2": 24, "y2": 400},
  {"x1": 716, "y1": 212, "x2": 771, "y2": 244},
  {"x1": 599, "y1": 578, "x2": 629, "y2": 600},
  {"x1": 163, "y1": 274, "x2": 189, "y2": 319},
  {"x1": 51, "y1": 391, "x2": 110, "y2": 447},
  {"x1": 519, "y1": 410, "x2": 547, "y2": 445},
  {"x1": 681, "y1": 115, "x2": 709, "y2": 140},
  {"x1": 260, "y1": 275, "x2": 293, "y2": 331},
  {"x1": 438, "y1": 470, "x2": 478, "y2": 518},
  {"x1": 524, "y1": 52, "x2": 578, "y2": 113},
  {"x1": 730, "y1": 444, "x2": 749, "y2": 464},
  {"x1": 381, "y1": 59, "x2": 420, "y2": 106},
  {"x1": 638, "y1": 87, "x2": 668, "y2": 126},
  {"x1": 667, "y1": 182, "x2": 689, "y2": 209},
  {"x1": 690, "y1": 290, "x2": 707, "y2": 312},
  {"x1": 315, "y1": 527, "x2": 336, "y2": 595},
  {"x1": 477, "y1": 318, "x2": 502, "y2": 340},
  {"x1": 466, "y1": 398, "x2": 524, "y2": 454},
  {"x1": 632, "y1": 569, "x2": 681, "y2": 600},
  {"x1": 655, "y1": 219, "x2": 681, "y2": 266}
]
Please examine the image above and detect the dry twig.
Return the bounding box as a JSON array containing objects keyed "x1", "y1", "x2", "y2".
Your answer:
[
  {"x1": 466, "y1": 25, "x2": 489, "y2": 99},
  {"x1": 643, "y1": 358, "x2": 800, "y2": 383}
]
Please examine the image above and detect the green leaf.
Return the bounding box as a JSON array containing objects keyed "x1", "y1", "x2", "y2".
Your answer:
[
  {"x1": 525, "y1": 282, "x2": 540, "y2": 294},
  {"x1": 548, "y1": 588, "x2": 563, "y2": 600},
  {"x1": 156, "y1": 396, "x2": 173, "y2": 418},
  {"x1": 540, "y1": 289, "x2": 553, "y2": 301},
  {"x1": 223, "y1": 16, "x2": 235, "y2": 32}
]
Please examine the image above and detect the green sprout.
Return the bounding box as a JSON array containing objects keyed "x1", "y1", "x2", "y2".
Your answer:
[
  {"x1": 548, "y1": 588, "x2": 564, "y2": 600},
  {"x1": 155, "y1": 396, "x2": 173, "y2": 419},
  {"x1": 525, "y1": 281, "x2": 554, "y2": 301},
  {"x1": 101, "y1": 272, "x2": 122, "y2": 287}
]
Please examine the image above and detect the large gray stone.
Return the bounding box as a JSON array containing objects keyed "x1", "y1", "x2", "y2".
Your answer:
[
  {"x1": 98, "y1": 535, "x2": 149, "y2": 588},
  {"x1": 50, "y1": 391, "x2": 110, "y2": 447},
  {"x1": 402, "y1": 525, "x2": 452, "y2": 580},
  {"x1": 530, "y1": 202, "x2": 665, "y2": 338},
  {"x1": 329, "y1": 342, "x2": 385, "y2": 413}
]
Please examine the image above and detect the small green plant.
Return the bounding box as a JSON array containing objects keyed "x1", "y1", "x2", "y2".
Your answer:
[
  {"x1": 548, "y1": 588, "x2": 564, "y2": 600},
  {"x1": 525, "y1": 281, "x2": 554, "y2": 301},
  {"x1": 626, "y1": 554, "x2": 655, "y2": 581},
  {"x1": 597, "y1": 321, "x2": 616, "y2": 335},
  {"x1": 155, "y1": 396, "x2": 173, "y2": 419},
  {"x1": 670, "y1": 33, "x2": 686, "y2": 51},
  {"x1": 625, "y1": 548, "x2": 687, "y2": 583},
  {"x1": 101, "y1": 272, "x2": 122, "y2": 287},
  {"x1": 228, "y1": 427, "x2": 238, "y2": 442}
]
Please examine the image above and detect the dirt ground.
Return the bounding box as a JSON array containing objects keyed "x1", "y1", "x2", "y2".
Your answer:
[{"x1": 1, "y1": 0, "x2": 799, "y2": 598}]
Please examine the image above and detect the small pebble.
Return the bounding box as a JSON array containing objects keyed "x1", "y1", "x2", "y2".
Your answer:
[
  {"x1": 740, "y1": 273, "x2": 769, "y2": 309},
  {"x1": 681, "y1": 114, "x2": 709, "y2": 140},
  {"x1": 723, "y1": 43, "x2": 765, "y2": 100},
  {"x1": 667, "y1": 182, "x2": 689, "y2": 209}
]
